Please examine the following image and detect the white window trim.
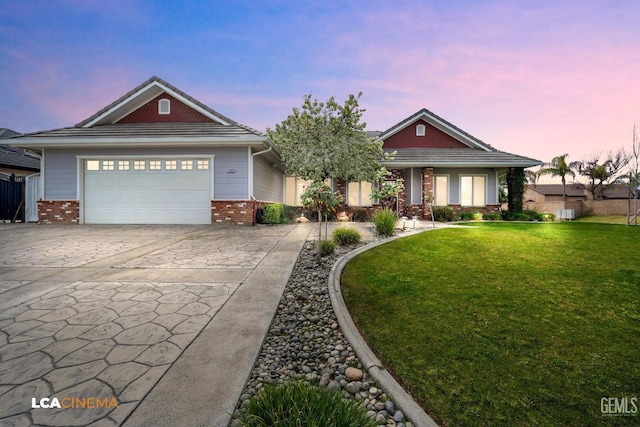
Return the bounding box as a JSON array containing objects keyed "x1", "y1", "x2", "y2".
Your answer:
[
  {"x1": 459, "y1": 174, "x2": 488, "y2": 207},
  {"x1": 158, "y1": 98, "x2": 170, "y2": 115},
  {"x1": 416, "y1": 124, "x2": 426, "y2": 136}
]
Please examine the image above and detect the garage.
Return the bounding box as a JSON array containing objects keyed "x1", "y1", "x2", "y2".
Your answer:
[{"x1": 83, "y1": 157, "x2": 212, "y2": 224}]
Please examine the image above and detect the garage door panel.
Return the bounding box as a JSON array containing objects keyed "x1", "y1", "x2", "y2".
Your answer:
[{"x1": 84, "y1": 159, "x2": 212, "y2": 224}]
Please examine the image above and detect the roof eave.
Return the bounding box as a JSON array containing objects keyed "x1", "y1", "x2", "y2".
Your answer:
[
  {"x1": 382, "y1": 161, "x2": 542, "y2": 168},
  {"x1": 10, "y1": 136, "x2": 271, "y2": 149}
]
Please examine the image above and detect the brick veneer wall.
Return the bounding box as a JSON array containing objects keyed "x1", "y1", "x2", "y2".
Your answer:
[
  {"x1": 449, "y1": 204, "x2": 501, "y2": 214},
  {"x1": 38, "y1": 200, "x2": 79, "y2": 224},
  {"x1": 211, "y1": 200, "x2": 258, "y2": 225}
]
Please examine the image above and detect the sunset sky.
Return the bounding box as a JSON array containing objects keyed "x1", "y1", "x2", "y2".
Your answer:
[{"x1": 2, "y1": 0, "x2": 639, "y2": 181}]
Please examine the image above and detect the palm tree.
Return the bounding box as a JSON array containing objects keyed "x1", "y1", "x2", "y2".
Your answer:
[
  {"x1": 525, "y1": 169, "x2": 541, "y2": 188},
  {"x1": 539, "y1": 154, "x2": 579, "y2": 200}
]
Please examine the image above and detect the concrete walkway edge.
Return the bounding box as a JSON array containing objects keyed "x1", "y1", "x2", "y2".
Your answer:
[{"x1": 328, "y1": 228, "x2": 441, "y2": 427}]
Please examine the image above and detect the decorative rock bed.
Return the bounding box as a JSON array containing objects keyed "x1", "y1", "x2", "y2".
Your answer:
[{"x1": 232, "y1": 240, "x2": 414, "y2": 426}]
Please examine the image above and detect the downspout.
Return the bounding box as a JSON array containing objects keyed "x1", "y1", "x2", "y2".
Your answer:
[{"x1": 250, "y1": 145, "x2": 273, "y2": 225}]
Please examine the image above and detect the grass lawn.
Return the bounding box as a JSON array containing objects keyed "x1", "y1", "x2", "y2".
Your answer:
[
  {"x1": 575, "y1": 215, "x2": 632, "y2": 225},
  {"x1": 342, "y1": 222, "x2": 640, "y2": 426}
]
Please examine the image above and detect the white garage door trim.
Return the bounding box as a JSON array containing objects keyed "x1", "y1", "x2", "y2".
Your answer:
[{"x1": 78, "y1": 155, "x2": 215, "y2": 224}]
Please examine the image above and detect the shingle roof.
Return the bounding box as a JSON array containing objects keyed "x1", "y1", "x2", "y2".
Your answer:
[
  {"x1": 0, "y1": 144, "x2": 40, "y2": 171},
  {"x1": 383, "y1": 147, "x2": 541, "y2": 168},
  {"x1": 17, "y1": 123, "x2": 263, "y2": 139}
]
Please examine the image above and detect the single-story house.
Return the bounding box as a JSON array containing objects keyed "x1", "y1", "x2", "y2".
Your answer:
[
  {"x1": 11, "y1": 77, "x2": 541, "y2": 225},
  {"x1": 371, "y1": 109, "x2": 541, "y2": 217},
  {"x1": 10, "y1": 76, "x2": 283, "y2": 224},
  {"x1": 1, "y1": 128, "x2": 40, "y2": 177}
]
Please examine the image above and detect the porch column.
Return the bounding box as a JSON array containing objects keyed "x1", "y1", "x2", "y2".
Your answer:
[{"x1": 422, "y1": 167, "x2": 434, "y2": 219}]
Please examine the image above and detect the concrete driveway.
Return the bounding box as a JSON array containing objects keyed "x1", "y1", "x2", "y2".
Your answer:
[{"x1": 0, "y1": 223, "x2": 311, "y2": 427}]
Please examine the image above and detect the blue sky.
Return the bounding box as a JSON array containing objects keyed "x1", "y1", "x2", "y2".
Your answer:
[{"x1": 2, "y1": 0, "x2": 639, "y2": 173}]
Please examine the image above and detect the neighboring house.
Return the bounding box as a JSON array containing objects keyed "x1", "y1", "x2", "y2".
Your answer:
[
  {"x1": 524, "y1": 183, "x2": 636, "y2": 217},
  {"x1": 11, "y1": 77, "x2": 283, "y2": 224},
  {"x1": 0, "y1": 128, "x2": 41, "y2": 176},
  {"x1": 524, "y1": 184, "x2": 587, "y2": 204},
  {"x1": 375, "y1": 109, "x2": 541, "y2": 217}
]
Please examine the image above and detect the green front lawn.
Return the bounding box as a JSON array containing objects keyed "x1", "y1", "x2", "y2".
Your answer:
[{"x1": 342, "y1": 222, "x2": 640, "y2": 426}]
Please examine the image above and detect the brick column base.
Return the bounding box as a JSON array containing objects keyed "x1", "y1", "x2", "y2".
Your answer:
[
  {"x1": 38, "y1": 200, "x2": 79, "y2": 224},
  {"x1": 211, "y1": 200, "x2": 256, "y2": 225}
]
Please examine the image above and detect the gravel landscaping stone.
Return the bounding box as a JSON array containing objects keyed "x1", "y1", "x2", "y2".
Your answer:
[{"x1": 232, "y1": 240, "x2": 415, "y2": 427}]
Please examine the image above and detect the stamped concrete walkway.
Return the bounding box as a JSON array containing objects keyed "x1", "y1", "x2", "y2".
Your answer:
[{"x1": 0, "y1": 223, "x2": 312, "y2": 427}]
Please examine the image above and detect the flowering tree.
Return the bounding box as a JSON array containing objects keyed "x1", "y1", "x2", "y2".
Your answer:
[
  {"x1": 268, "y1": 93, "x2": 390, "y2": 258},
  {"x1": 267, "y1": 93, "x2": 385, "y2": 183}
]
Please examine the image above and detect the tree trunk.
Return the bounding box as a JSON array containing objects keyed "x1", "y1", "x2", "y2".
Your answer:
[{"x1": 317, "y1": 209, "x2": 322, "y2": 262}]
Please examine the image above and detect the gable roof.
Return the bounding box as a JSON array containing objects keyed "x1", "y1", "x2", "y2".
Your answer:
[
  {"x1": 77, "y1": 76, "x2": 237, "y2": 127},
  {"x1": 9, "y1": 77, "x2": 275, "y2": 152},
  {"x1": 379, "y1": 108, "x2": 495, "y2": 151},
  {"x1": 378, "y1": 109, "x2": 541, "y2": 168}
]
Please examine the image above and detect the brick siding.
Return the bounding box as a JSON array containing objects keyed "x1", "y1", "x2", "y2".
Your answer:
[{"x1": 38, "y1": 200, "x2": 79, "y2": 224}]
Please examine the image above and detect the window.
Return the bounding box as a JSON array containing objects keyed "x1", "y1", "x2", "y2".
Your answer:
[
  {"x1": 118, "y1": 160, "x2": 130, "y2": 170},
  {"x1": 158, "y1": 98, "x2": 170, "y2": 115},
  {"x1": 416, "y1": 124, "x2": 426, "y2": 137},
  {"x1": 460, "y1": 176, "x2": 486, "y2": 206},
  {"x1": 181, "y1": 160, "x2": 193, "y2": 170},
  {"x1": 347, "y1": 181, "x2": 373, "y2": 207},
  {"x1": 165, "y1": 160, "x2": 177, "y2": 170},
  {"x1": 102, "y1": 160, "x2": 114, "y2": 171},
  {"x1": 149, "y1": 160, "x2": 162, "y2": 170},
  {"x1": 434, "y1": 176, "x2": 448, "y2": 206},
  {"x1": 285, "y1": 177, "x2": 331, "y2": 206},
  {"x1": 86, "y1": 160, "x2": 99, "y2": 171},
  {"x1": 134, "y1": 160, "x2": 146, "y2": 170},
  {"x1": 197, "y1": 160, "x2": 209, "y2": 170}
]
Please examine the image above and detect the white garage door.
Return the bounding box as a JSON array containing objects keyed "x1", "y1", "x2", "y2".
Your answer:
[{"x1": 84, "y1": 158, "x2": 212, "y2": 224}]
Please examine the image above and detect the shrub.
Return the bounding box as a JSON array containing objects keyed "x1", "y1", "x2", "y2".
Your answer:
[
  {"x1": 261, "y1": 203, "x2": 287, "y2": 224},
  {"x1": 541, "y1": 213, "x2": 555, "y2": 222},
  {"x1": 350, "y1": 207, "x2": 372, "y2": 222},
  {"x1": 234, "y1": 381, "x2": 381, "y2": 427},
  {"x1": 432, "y1": 206, "x2": 456, "y2": 222},
  {"x1": 319, "y1": 239, "x2": 335, "y2": 256},
  {"x1": 333, "y1": 227, "x2": 361, "y2": 245},
  {"x1": 371, "y1": 208, "x2": 396, "y2": 237},
  {"x1": 458, "y1": 211, "x2": 477, "y2": 221},
  {"x1": 510, "y1": 212, "x2": 531, "y2": 221},
  {"x1": 523, "y1": 209, "x2": 544, "y2": 221},
  {"x1": 482, "y1": 213, "x2": 501, "y2": 221}
]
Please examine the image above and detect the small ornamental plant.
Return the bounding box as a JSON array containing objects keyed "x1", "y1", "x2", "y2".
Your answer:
[
  {"x1": 319, "y1": 239, "x2": 335, "y2": 257},
  {"x1": 234, "y1": 381, "x2": 382, "y2": 427},
  {"x1": 333, "y1": 227, "x2": 362, "y2": 245},
  {"x1": 371, "y1": 208, "x2": 396, "y2": 237}
]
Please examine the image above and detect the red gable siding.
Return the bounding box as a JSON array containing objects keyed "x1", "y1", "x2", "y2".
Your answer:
[
  {"x1": 117, "y1": 93, "x2": 215, "y2": 123},
  {"x1": 383, "y1": 119, "x2": 468, "y2": 149}
]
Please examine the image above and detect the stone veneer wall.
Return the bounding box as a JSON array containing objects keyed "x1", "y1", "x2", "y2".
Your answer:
[
  {"x1": 38, "y1": 200, "x2": 79, "y2": 224},
  {"x1": 211, "y1": 200, "x2": 260, "y2": 225}
]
